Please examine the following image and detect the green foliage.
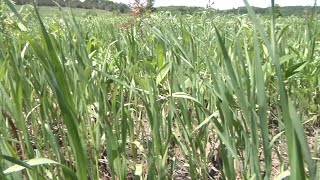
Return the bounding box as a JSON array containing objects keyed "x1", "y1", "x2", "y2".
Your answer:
[
  {"x1": 146, "y1": 0, "x2": 154, "y2": 11},
  {"x1": 12, "y1": 0, "x2": 130, "y2": 13},
  {"x1": 85, "y1": 9, "x2": 98, "y2": 16},
  {"x1": 222, "y1": 5, "x2": 320, "y2": 16},
  {"x1": 156, "y1": 6, "x2": 209, "y2": 15},
  {"x1": 0, "y1": 1, "x2": 319, "y2": 180}
]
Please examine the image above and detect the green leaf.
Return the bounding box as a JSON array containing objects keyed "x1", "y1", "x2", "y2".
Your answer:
[
  {"x1": 0, "y1": 60, "x2": 8, "y2": 80},
  {"x1": 171, "y1": 92, "x2": 210, "y2": 114},
  {"x1": 156, "y1": 62, "x2": 171, "y2": 85},
  {"x1": 288, "y1": 97, "x2": 316, "y2": 178},
  {"x1": 1, "y1": 155, "x2": 33, "y2": 173},
  {"x1": 280, "y1": 54, "x2": 297, "y2": 65},
  {"x1": 285, "y1": 61, "x2": 308, "y2": 79},
  {"x1": 3, "y1": 157, "x2": 59, "y2": 174},
  {"x1": 192, "y1": 111, "x2": 219, "y2": 134}
]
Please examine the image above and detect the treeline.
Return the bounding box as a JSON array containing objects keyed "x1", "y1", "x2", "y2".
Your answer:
[
  {"x1": 224, "y1": 6, "x2": 320, "y2": 16},
  {"x1": 14, "y1": 0, "x2": 130, "y2": 13},
  {"x1": 156, "y1": 6, "x2": 207, "y2": 15},
  {"x1": 156, "y1": 6, "x2": 320, "y2": 16},
  {"x1": 12, "y1": 0, "x2": 320, "y2": 16}
]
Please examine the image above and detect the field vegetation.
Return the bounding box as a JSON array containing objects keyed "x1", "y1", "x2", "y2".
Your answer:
[
  {"x1": 0, "y1": 0, "x2": 320, "y2": 179},
  {"x1": 14, "y1": 0, "x2": 130, "y2": 13}
]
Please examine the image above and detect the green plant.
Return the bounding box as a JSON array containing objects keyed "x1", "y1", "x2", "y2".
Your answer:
[{"x1": 0, "y1": 1, "x2": 319, "y2": 179}]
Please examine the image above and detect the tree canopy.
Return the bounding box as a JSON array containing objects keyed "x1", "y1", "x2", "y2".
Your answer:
[{"x1": 13, "y1": 0, "x2": 130, "y2": 13}]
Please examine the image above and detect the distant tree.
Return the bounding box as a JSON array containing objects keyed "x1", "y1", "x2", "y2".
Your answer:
[
  {"x1": 130, "y1": 0, "x2": 155, "y2": 15},
  {"x1": 206, "y1": 0, "x2": 214, "y2": 8},
  {"x1": 146, "y1": 0, "x2": 156, "y2": 12},
  {"x1": 274, "y1": 4, "x2": 282, "y2": 18}
]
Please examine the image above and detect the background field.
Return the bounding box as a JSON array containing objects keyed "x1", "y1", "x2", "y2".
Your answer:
[
  {"x1": 0, "y1": 2, "x2": 320, "y2": 180},
  {"x1": 11, "y1": 5, "x2": 114, "y2": 16}
]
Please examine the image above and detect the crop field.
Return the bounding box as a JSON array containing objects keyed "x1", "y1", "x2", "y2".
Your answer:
[{"x1": 0, "y1": 1, "x2": 320, "y2": 180}]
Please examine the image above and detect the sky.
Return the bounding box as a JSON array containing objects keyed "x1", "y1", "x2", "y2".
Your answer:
[{"x1": 110, "y1": 0, "x2": 317, "y2": 10}]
